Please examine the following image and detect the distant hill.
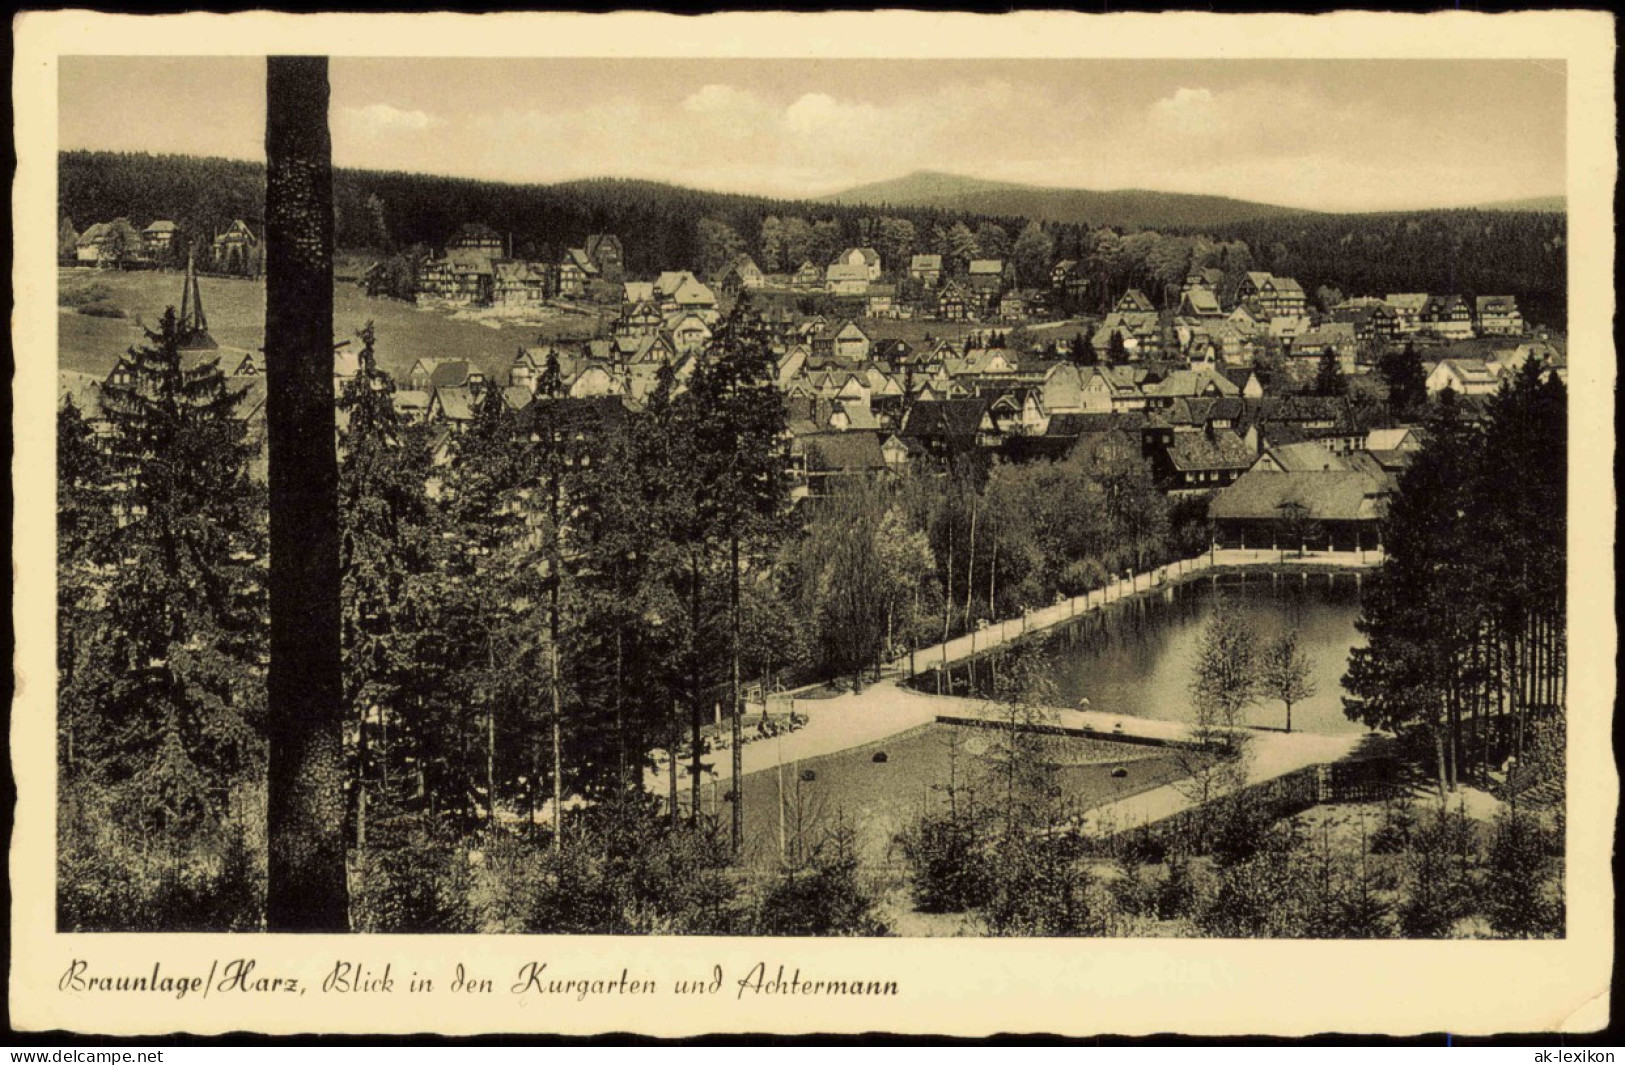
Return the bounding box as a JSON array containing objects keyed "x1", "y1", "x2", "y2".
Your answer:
[
  {"x1": 820, "y1": 170, "x2": 1313, "y2": 229},
  {"x1": 1473, "y1": 195, "x2": 1566, "y2": 214}
]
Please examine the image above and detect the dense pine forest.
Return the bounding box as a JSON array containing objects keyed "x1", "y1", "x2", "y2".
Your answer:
[
  {"x1": 1190, "y1": 210, "x2": 1568, "y2": 329},
  {"x1": 61, "y1": 151, "x2": 1566, "y2": 328}
]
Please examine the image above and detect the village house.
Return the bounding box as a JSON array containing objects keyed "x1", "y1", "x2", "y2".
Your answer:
[
  {"x1": 407, "y1": 357, "x2": 488, "y2": 394},
  {"x1": 826, "y1": 262, "x2": 871, "y2": 297},
  {"x1": 666, "y1": 311, "x2": 714, "y2": 354},
  {"x1": 1178, "y1": 287, "x2": 1224, "y2": 318},
  {"x1": 418, "y1": 251, "x2": 496, "y2": 305},
  {"x1": 1155, "y1": 426, "x2": 1255, "y2": 492},
  {"x1": 1115, "y1": 289, "x2": 1157, "y2": 314},
  {"x1": 935, "y1": 282, "x2": 970, "y2": 322},
  {"x1": 815, "y1": 320, "x2": 873, "y2": 362},
  {"x1": 791, "y1": 431, "x2": 889, "y2": 500},
  {"x1": 212, "y1": 220, "x2": 262, "y2": 276},
  {"x1": 900, "y1": 396, "x2": 999, "y2": 461},
  {"x1": 1251, "y1": 439, "x2": 1350, "y2": 474},
  {"x1": 141, "y1": 220, "x2": 178, "y2": 259},
  {"x1": 1384, "y1": 293, "x2": 1431, "y2": 334},
  {"x1": 1180, "y1": 267, "x2": 1226, "y2": 298},
  {"x1": 909, "y1": 254, "x2": 943, "y2": 286},
  {"x1": 557, "y1": 248, "x2": 601, "y2": 299},
  {"x1": 1050, "y1": 260, "x2": 1088, "y2": 298},
  {"x1": 1146, "y1": 368, "x2": 1242, "y2": 405},
  {"x1": 76, "y1": 219, "x2": 142, "y2": 266},
  {"x1": 654, "y1": 272, "x2": 717, "y2": 313},
  {"x1": 714, "y1": 254, "x2": 766, "y2": 297},
  {"x1": 1092, "y1": 312, "x2": 1163, "y2": 360},
  {"x1": 1291, "y1": 322, "x2": 1359, "y2": 370},
  {"x1": 584, "y1": 234, "x2": 625, "y2": 282},
  {"x1": 615, "y1": 299, "x2": 665, "y2": 339},
  {"x1": 997, "y1": 290, "x2": 1033, "y2": 322},
  {"x1": 1424, "y1": 358, "x2": 1500, "y2": 395},
  {"x1": 492, "y1": 259, "x2": 552, "y2": 308},
  {"x1": 833, "y1": 246, "x2": 883, "y2": 281},
  {"x1": 966, "y1": 260, "x2": 1007, "y2": 315},
  {"x1": 1421, "y1": 294, "x2": 1476, "y2": 340},
  {"x1": 449, "y1": 223, "x2": 505, "y2": 255},
  {"x1": 792, "y1": 260, "x2": 824, "y2": 289},
  {"x1": 426, "y1": 383, "x2": 532, "y2": 430},
  {"x1": 1222, "y1": 367, "x2": 1266, "y2": 399},
  {"x1": 866, "y1": 284, "x2": 897, "y2": 319},
  {"x1": 1475, "y1": 295, "x2": 1524, "y2": 337},
  {"x1": 1331, "y1": 302, "x2": 1402, "y2": 352},
  {"x1": 1267, "y1": 315, "x2": 1315, "y2": 343},
  {"x1": 1041, "y1": 363, "x2": 1148, "y2": 416},
  {"x1": 1235, "y1": 272, "x2": 1308, "y2": 320},
  {"x1": 1363, "y1": 426, "x2": 1426, "y2": 474}
]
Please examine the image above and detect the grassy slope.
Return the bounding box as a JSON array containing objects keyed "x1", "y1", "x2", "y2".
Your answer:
[{"x1": 58, "y1": 267, "x2": 606, "y2": 383}]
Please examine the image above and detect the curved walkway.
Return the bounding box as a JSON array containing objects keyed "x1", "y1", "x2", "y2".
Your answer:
[{"x1": 649, "y1": 549, "x2": 1382, "y2": 816}]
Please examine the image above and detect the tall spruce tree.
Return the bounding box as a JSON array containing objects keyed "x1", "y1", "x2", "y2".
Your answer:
[
  {"x1": 81, "y1": 309, "x2": 267, "y2": 829},
  {"x1": 685, "y1": 295, "x2": 790, "y2": 854},
  {"x1": 1344, "y1": 389, "x2": 1485, "y2": 793},
  {"x1": 337, "y1": 323, "x2": 439, "y2": 844}
]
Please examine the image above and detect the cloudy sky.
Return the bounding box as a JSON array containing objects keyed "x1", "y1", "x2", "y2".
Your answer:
[{"x1": 59, "y1": 57, "x2": 1565, "y2": 212}]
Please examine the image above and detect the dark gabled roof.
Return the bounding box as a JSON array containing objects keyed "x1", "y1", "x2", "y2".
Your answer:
[
  {"x1": 1209, "y1": 469, "x2": 1388, "y2": 523},
  {"x1": 901, "y1": 397, "x2": 990, "y2": 441},
  {"x1": 428, "y1": 360, "x2": 475, "y2": 389},
  {"x1": 512, "y1": 394, "x2": 629, "y2": 436},
  {"x1": 1221, "y1": 367, "x2": 1259, "y2": 392},
  {"x1": 803, "y1": 431, "x2": 887, "y2": 473},
  {"x1": 1249, "y1": 394, "x2": 1345, "y2": 425},
  {"x1": 1165, "y1": 429, "x2": 1254, "y2": 472}
]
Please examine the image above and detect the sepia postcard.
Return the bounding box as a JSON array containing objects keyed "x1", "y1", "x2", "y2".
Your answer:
[{"x1": 10, "y1": 9, "x2": 1617, "y2": 1039}]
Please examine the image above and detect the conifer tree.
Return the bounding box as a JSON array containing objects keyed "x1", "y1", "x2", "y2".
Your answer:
[
  {"x1": 80, "y1": 309, "x2": 267, "y2": 828},
  {"x1": 337, "y1": 323, "x2": 439, "y2": 842}
]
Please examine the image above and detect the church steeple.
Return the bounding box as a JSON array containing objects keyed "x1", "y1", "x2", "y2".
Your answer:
[{"x1": 177, "y1": 247, "x2": 215, "y2": 349}]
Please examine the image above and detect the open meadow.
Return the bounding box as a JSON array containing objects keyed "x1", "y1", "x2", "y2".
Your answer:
[{"x1": 58, "y1": 266, "x2": 607, "y2": 382}]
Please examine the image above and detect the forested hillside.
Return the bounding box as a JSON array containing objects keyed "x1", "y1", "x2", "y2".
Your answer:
[
  {"x1": 59, "y1": 151, "x2": 1023, "y2": 277},
  {"x1": 823, "y1": 169, "x2": 1310, "y2": 229},
  {"x1": 61, "y1": 151, "x2": 1567, "y2": 327},
  {"x1": 1192, "y1": 209, "x2": 1568, "y2": 328}
]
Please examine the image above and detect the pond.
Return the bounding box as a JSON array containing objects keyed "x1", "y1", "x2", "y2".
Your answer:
[{"x1": 925, "y1": 571, "x2": 1368, "y2": 736}]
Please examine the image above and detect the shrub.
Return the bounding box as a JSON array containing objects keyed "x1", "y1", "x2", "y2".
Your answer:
[
  {"x1": 57, "y1": 780, "x2": 265, "y2": 932},
  {"x1": 478, "y1": 800, "x2": 744, "y2": 935},
  {"x1": 982, "y1": 830, "x2": 1107, "y2": 936},
  {"x1": 1396, "y1": 802, "x2": 1480, "y2": 938},
  {"x1": 59, "y1": 281, "x2": 113, "y2": 308},
  {"x1": 754, "y1": 825, "x2": 889, "y2": 936},
  {"x1": 350, "y1": 817, "x2": 476, "y2": 933},
  {"x1": 1484, "y1": 809, "x2": 1563, "y2": 938},
  {"x1": 77, "y1": 301, "x2": 128, "y2": 319},
  {"x1": 1371, "y1": 794, "x2": 1418, "y2": 854},
  {"x1": 1208, "y1": 791, "x2": 1304, "y2": 868},
  {"x1": 894, "y1": 808, "x2": 995, "y2": 913},
  {"x1": 1105, "y1": 861, "x2": 1155, "y2": 919},
  {"x1": 1201, "y1": 849, "x2": 1314, "y2": 937},
  {"x1": 1153, "y1": 853, "x2": 1206, "y2": 921}
]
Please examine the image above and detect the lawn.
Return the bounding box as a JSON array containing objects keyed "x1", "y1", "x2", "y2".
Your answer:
[
  {"x1": 57, "y1": 266, "x2": 609, "y2": 383},
  {"x1": 725, "y1": 722, "x2": 1189, "y2": 872}
]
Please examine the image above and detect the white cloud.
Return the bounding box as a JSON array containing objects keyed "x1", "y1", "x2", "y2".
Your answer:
[
  {"x1": 338, "y1": 103, "x2": 441, "y2": 138},
  {"x1": 682, "y1": 83, "x2": 751, "y2": 114},
  {"x1": 1151, "y1": 86, "x2": 1218, "y2": 133}
]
